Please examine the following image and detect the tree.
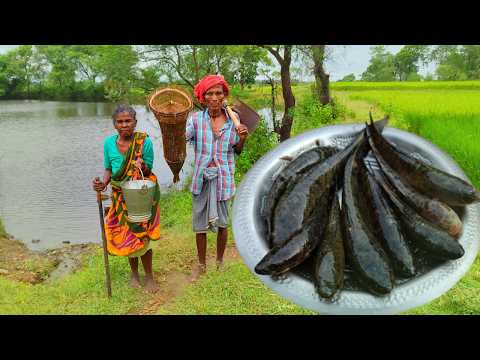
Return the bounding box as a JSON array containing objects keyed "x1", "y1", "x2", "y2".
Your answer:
[
  {"x1": 361, "y1": 46, "x2": 396, "y2": 81},
  {"x1": 260, "y1": 45, "x2": 296, "y2": 142},
  {"x1": 258, "y1": 63, "x2": 281, "y2": 134},
  {"x1": 429, "y1": 45, "x2": 480, "y2": 80},
  {"x1": 2, "y1": 45, "x2": 46, "y2": 98},
  {"x1": 230, "y1": 46, "x2": 270, "y2": 89},
  {"x1": 36, "y1": 45, "x2": 79, "y2": 98},
  {"x1": 94, "y1": 45, "x2": 139, "y2": 102},
  {"x1": 338, "y1": 73, "x2": 356, "y2": 82},
  {"x1": 393, "y1": 45, "x2": 429, "y2": 81},
  {"x1": 310, "y1": 45, "x2": 331, "y2": 105}
]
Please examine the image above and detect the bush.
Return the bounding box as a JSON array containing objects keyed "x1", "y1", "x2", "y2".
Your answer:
[
  {"x1": 292, "y1": 93, "x2": 347, "y2": 136},
  {"x1": 235, "y1": 118, "x2": 278, "y2": 183}
]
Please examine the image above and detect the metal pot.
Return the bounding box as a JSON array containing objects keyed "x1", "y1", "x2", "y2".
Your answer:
[{"x1": 121, "y1": 168, "x2": 156, "y2": 223}]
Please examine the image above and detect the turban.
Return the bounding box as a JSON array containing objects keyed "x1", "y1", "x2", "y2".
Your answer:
[{"x1": 194, "y1": 74, "x2": 230, "y2": 103}]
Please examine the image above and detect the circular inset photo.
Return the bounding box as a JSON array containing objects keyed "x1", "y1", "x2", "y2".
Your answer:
[{"x1": 232, "y1": 121, "x2": 480, "y2": 315}]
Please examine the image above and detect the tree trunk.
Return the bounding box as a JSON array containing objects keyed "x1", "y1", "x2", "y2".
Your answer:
[
  {"x1": 311, "y1": 45, "x2": 330, "y2": 105},
  {"x1": 279, "y1": 46, "x2": 295, "y2": 142},
  {"x1": 268, "y1": 78, "x2": 278, "y2": 133},
  {"x1": 192, "y1": 46, "x2": 200, "y2": 84}
]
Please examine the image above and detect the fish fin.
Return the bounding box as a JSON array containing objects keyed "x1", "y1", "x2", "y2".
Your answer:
[
  {"x1": 280, "y1": 155, "x2": 293, "y2": 161},
  {"x1": 369, "y1": 111, "x2": 374, "y2": 125}
]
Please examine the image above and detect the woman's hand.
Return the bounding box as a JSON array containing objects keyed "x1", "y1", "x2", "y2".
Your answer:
[
  {"x1": 135, "y1": 157, "x2": 151, "y2": 176},
  {"x1": 135, "y1": 157, "x2": 145, "y2": 171},
  {"x1": 92, "y1": 177, "x2": 107, "y2": 192}
]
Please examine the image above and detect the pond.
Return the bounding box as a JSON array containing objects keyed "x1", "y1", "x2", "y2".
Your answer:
[{"x1": 0, "y1": 100, "x2": 194, "y2": 250}]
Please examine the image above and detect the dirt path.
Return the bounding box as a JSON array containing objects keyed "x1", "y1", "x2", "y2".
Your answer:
[
  {"x1": 133, "y1": 246, "x2": 240, "y2": 315},
  {"x1": 333, "y1": 91, "x2": 385, "y2": 123}
]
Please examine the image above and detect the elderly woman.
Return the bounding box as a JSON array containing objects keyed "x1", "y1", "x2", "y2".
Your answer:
[
  {"x1": 92, "y1": 104, "x2": 161, "y2": 293},
  {"x1": 186, "y1": 74, "x2": 249, "y2": 278}
]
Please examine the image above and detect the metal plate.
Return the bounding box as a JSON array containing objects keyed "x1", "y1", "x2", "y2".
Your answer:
[{"x1": 232, "y1": 124, "x2": 480, "y2": 315}]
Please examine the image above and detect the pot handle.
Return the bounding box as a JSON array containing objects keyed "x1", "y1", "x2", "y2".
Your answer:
[{"x1": 136, "y1": 162, "x2": 149, "y2": 194}]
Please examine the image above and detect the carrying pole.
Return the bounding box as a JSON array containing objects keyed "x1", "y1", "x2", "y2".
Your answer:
[{"x1": 95, "y1": 177, "x2": 112, "y2": 298}]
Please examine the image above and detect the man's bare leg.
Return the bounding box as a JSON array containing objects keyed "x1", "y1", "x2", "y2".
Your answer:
[
  {"x1": 190, "y1": 233, "x2": 207, "y2": 281},
  {"x1": 216, "y1": 227, "x2": 227, "y2": 271}
]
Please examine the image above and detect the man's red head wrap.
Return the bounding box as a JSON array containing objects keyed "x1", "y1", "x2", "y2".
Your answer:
[{"x1": 194, "y1": 74, "x2": 230, "y2": 103}]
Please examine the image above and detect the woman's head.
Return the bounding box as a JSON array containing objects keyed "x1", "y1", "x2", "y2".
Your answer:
[
  {"x1": 194, "y1": 74, "x2": 230, "y2": 110},
  {"x1": 112, "y1": 104, "x2": 137, "y2": 138}
]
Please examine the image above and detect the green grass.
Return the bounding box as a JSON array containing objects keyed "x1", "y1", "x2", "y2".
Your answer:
[
  {"x1": 0, "y1": 249, "x2": 145, "y2": 314},
  {"x1": 403, "y1": 254, "x2": 480, "y2": 315},
  {"x1": 157, "y1": 260, "x2": 316, "y2": 315}
]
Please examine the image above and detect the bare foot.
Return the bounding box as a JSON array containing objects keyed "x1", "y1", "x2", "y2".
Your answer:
[
  {"x1": 144, "y1": 277, "x2": 160, "y2": 293},
  {"x1": 189, "y1": 263, "x2": 206, "y2": 283},
  {"x1": 130, "y1": 274, "x2": 141, "y2": 289}
]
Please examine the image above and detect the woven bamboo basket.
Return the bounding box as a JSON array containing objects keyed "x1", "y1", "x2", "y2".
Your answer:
[{"x1": 148, "y1": 87, "x2": 193, "y2": 183}]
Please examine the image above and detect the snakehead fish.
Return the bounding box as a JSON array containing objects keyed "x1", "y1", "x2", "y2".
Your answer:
[
  {"x1": 366, "y1": 124, "x2": 463, "y2": 238},
  {"x1": 313, "y1": 192, "x2": 345, "y2": 300},
  {"x1": 342, "y1": 144, "x2": 394, "y2": 295},
  {"x1": 255, "y1": 185, "x2": 336, "y2": 276},
  {"x1": 270, "y1": 117, "x2": 389, "y2": 247},
  {"x1": 360, "y1": 162, "x2": 416, "y2": 278},
  {"x1": 263, "y1": 146, "x2": 337, "y2": 247},
  {"x1": 373, "y1": 169, "x2": 465, "y2": 260},
  {"x1": 366, "y1": 115, "x2": 480, "y2": 206}
]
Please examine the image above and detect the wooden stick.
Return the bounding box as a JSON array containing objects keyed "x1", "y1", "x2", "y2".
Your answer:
[
  {"x1": 95, "y1": 180, "x2": 112, "y2": 298},
  {"x1": 224, "y1": 103, "x2": 241, "y2": 129}
]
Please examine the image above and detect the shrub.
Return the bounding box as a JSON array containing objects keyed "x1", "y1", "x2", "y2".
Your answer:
[{"x1": 235, "y1": 118, "x2": 278, "y2": 183}]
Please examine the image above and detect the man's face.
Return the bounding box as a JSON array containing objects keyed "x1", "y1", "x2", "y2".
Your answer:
[
  {"x1": 204, "y1": 85, "x2": 225, "y2": 111},
  {"x1": 114, "y1": 112, "x2": 136, "y2": 138}
]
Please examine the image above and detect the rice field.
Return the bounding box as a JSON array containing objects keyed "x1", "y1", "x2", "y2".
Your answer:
[
  {"x1": 332, "y1": 80, "x2": 480, "y2": 91},
  {"x1": 336, "y1": 85, "x2": 480, "y2": 189}
]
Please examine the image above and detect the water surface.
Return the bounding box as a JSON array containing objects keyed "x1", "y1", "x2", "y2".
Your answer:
[{"x1": 0, "y1": 100, "x2": 194, "y2": 250}]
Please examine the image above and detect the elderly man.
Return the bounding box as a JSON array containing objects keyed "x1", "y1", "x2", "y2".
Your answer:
[{"x1": 186, "y1": 74, "x2": 249, "y2": 278}]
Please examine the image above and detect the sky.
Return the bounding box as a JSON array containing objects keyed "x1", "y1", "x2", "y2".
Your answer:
[{"x1": 0, "y1": 45, "x2": 436, "y2": 82}]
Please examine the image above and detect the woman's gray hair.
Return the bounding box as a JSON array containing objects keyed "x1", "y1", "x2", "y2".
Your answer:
[{"x1": 112, "y1": 104, "x2": 137, "y2": 122}]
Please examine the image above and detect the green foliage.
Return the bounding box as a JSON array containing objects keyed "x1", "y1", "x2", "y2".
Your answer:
[
  {"x1": 338, "y1": 73, "x2": 356, "y2": 82},
  {"x1": 393, "y1": 45, "x2": 429, "y2": 81},
  {"x1": 230, "y1": 46, "x2": 271, "y2": 89},
  {"x1": 361, "y1": 46, "x2": 396, "y2": 81},
  {"x1": 361, "y1": 45, "x2": 429, "y2": 82},
  {"x1": 235, "y1": 118, "x2": 278, "y2": 183},
  {"x1": 431, "y1": 45, "x2": 480, "y2": 80},
  {"x1": 436, "y1": 64, "x2": 468, "y2": 81},
  {"x1": 292, "y1": 93, "x2": 346, "y2": 136}
]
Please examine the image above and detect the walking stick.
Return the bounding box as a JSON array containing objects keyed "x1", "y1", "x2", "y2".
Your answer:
[{"x1": 95, "y1": 177, "x2": 112, "y2": 298}]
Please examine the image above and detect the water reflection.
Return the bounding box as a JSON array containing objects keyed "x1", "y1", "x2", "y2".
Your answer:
[{"x1": 0, "y1": 100, "x2": 194, "y2": 250}]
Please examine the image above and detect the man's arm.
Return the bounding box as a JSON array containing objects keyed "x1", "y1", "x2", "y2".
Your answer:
[{"x1": 233, "y1": 124, "x2": 249, "y2": 155}]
